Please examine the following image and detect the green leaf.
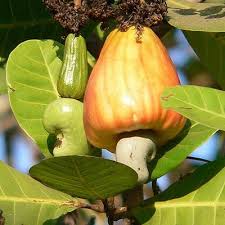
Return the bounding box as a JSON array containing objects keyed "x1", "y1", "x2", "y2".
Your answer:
[
  {"x1": 184, "y1": 31, "x2": 225, "y2": 89},
  {"x1": 0, "y1": 65, "x2": 7, "y2": 94},
  {"x1": 0, "y1": 0, "x2": 63, "y2": 59},
  {"x1": 30, "y1": 156, "x2": 138, "y2": 200},
  {"x1": 133, "y1": 158, "x2": 225, "y2": 225},
  {"x1": 6, "y1": 40, "x2": 63, "y2": 157},
  {"x1": 161, "y1": 85, "x2": 225, "y2": 131},
  {"x1": 149, "y1": 120, "x2": 217, "y2": 180},
  {"x1": 0, "y1": 161, "x2": 78, "y2": 225},
  {"x1": 167, "y1": 0, "x2": 225, "y2": 32}
]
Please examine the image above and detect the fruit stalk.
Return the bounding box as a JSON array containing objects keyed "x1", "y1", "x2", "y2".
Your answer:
[{"x1": 116, "y1": 135, "x2": 156, "y2": 183}]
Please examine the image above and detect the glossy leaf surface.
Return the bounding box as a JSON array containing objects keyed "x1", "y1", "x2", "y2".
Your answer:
[
  {"x1": 6, "y1": 40, "x2": 63, "y2": 157},
  {"x1": 0, "y1": 161, "x2": 78, "y2": 225},
  {"x1": 161, "y1": 85, "x2": 225, "y2": 131}
]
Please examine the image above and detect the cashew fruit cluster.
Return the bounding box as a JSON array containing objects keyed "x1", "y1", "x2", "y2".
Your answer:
[{"x1": 43, "y1": 34, "x2": 91, "y2": 157}]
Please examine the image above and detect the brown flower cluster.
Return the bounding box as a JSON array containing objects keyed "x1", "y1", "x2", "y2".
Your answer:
[{"x1": 44, "y1": 0, "x2": 167, "y2": 34}]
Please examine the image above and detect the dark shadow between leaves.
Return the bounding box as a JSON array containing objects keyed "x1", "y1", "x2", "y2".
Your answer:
[
  {"x1": 173, "y1": 8, "x2": 197, "y2": 16},
  {"x1": 43, "y1": 211, "x2": 96, "y2": 225},
  {"x1": 199, "y1": 5, "x2": 225, "y2": 17},
  {"x1": 0, "y1": 209, "x2": 5, "y2": 225},
  {"x1": 47, "y1": 134, "x2": 57, "y2": 155},
  {"x1": 169, "y1": 5, "x2": 225, "y2": 20},
  {"x1": 206, "y1": 11, "x2": 225, "y2": 19},
  {"x1": 132, "y1": 205, "x2": 156, "y2": 225},
  {"x1": 43, "y1": 215, "x2": 64, "y2": 225}
]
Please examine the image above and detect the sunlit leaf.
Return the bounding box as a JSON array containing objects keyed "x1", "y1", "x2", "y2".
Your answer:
[
  {"x1": 6, "y1": 40, "x2": 63, "y2": 157},
  {"x1": 134, "y1": 158, "x2": 225, "y2": 225},
  {"x1": 161, "y1": 85, "x2": 225, "y2": 131},
  {"x1": 0, "y1": 161, "x2": 78, "y2": 225}
]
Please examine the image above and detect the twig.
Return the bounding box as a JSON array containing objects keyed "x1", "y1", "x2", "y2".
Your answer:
[
  {"x1": 107, "y1": 197, "x2": 115, "y2": 212},
  {"x1": 186, "y1": 156, "x2": 211, "y2": 163},
  {"x1": 123, "y1": 185, "x2": 143, "y2": 225},
  {"x1": 77, "y1": 196, "x2": 137, "y2": 224},
  {"x1": 103, "y1": 198, "x2": 115, "y2": 225},
  {"x1": 0, "y1": 210, "x2": 5, "y2": 225},
  {"x1": 124, "y1": 185, "x2": 143, "y2": 208},
  {"x1": 113, "y1": 207, "x2": 128, "y2": 221},
  {"x1": 79, "y1": 201, "x2": 105, "y2": 213},
  {"x1": 152, "y1": 180, "x2": 160, "y2": 196}
]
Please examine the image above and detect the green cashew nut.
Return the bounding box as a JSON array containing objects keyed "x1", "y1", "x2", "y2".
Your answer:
[{"x1": 43, "y1": 98, "x2": 91, "y2": 156}]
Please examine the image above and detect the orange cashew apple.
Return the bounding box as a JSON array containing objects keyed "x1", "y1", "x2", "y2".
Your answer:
[{"x1": 83, "y1": 27, "x2": 186, "y2": 183}]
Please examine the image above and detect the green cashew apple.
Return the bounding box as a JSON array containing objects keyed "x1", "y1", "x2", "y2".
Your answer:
[
  {"x1": 43, "y1": 98, "x2": 91, "y2": 156},
  {"x1": 57, "y1": 34, "x2": 88, "y2": 100}
]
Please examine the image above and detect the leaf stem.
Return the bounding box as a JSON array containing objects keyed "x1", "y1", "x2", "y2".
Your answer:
[
  {"x1": 103, "y1": 198, "x2": 115, "y2": 225},
  {"x1": 186, "y1": 156, "x2": 211, "y2": 163},
  {"x1": 0, "y1": 210, "x2": 5, "y2": 225},
  {"x1": 78, "y1": 194, "x2": 142, "y2": 223},
  {"x1": 152, "y1": 179, "x2": 160, "y2": 196},
  {"x1": 79, "y1": 201, "x2": 105, "y2": 213}
]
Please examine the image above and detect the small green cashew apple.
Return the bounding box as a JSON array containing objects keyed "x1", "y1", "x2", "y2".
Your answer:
[
  {"x1": 57, "y1": 34, "x2": 88, "y2": 100},
  {"x1": 43, "y1": 98, "x2": 91, "y2": 156}
]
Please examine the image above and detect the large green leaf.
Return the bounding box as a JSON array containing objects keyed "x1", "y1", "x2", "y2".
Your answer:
[
  {"x1": 0, "y1": 161, "x2": 79, "y2": 225},
  {"x1": 184, "y1": 32, "x2": 225, "y2": 89},
  {"x1": 6, "y1": 40, "x2": 63, "y2": 157},
  {"x1": 0, "y1": 0, "x2": 63, "y2": 59},
  {"x1": 167, "y1": 0, "x2": 225, "y2": 32},
  {"x1": 161, "y1": 85, "x2": 225, "y2": 131},
  {"x1": 30, "y1": 155, "x2": 138, "y2": 200},
  {"x1": 149, "y1": 120, "x2": 217, "y2": 180},
  {"x1": 133, "y1": 157, "x2": 225, "y2": 225}
]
